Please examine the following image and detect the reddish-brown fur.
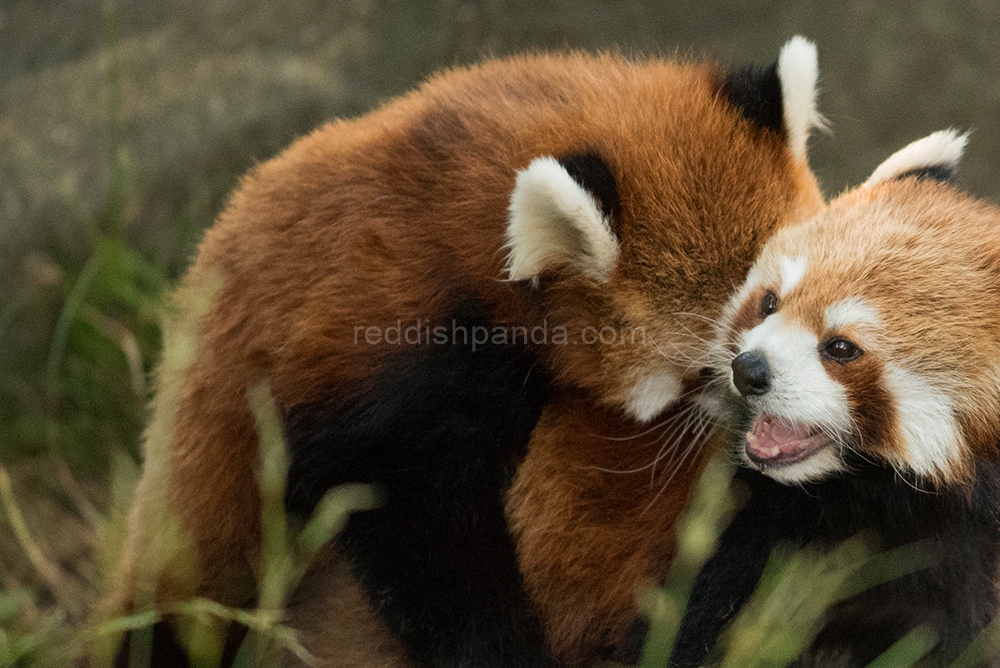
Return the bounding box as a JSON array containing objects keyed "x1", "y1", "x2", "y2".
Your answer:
[
  {"x1": 106, "y1": 51, "x2": 823, "y2": 666},
  {"x1": 507, "y1": 395, "x2": 730, "y2": 664}
]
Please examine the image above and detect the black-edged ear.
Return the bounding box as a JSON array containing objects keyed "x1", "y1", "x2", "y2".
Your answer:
[
  {"x1": 557, "y1": 152, "x2": 621, "y2": 227},
  {"x1": 863, "y1": 129, "x2": 968, "y2": 188},
  {"x1": 721, "y1": 62, "x2": 783, "y2": 136},
  {"x1": 504, "y1": 155, "x2": 619, "y2": 284},
  {"x1": 720, "y1": 36, "x2": 823, "y2": 163}
]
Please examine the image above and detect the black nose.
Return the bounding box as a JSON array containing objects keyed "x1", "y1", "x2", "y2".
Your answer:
[{"x1": 732, "y1": 351, "x2": 771, "y2": 397}]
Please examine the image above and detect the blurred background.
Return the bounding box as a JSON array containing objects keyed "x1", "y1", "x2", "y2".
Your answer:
[{"x1": 1, "y1": 0, "x2": 999, "y2": 662}]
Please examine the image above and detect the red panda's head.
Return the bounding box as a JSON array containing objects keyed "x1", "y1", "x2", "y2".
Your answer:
[
  {"x1": 501, "y1": 37, "x2": 825, "y2": 423},
  {"x1": 701, "y1": 130, "x2": 1000, "y2": 487}
]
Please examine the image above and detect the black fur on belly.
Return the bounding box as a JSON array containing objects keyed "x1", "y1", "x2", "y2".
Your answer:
[
  {"x1": 283, "y1": 300, "x2": 553, "y2": 668},
  {"x1": 670, "y1": 460, "x2": 1000, "y2": 667}
]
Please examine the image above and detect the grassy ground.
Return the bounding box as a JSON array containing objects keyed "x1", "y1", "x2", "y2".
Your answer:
[{"x1": 3, "y1": 0, "x2": 1000, "y2": 665}]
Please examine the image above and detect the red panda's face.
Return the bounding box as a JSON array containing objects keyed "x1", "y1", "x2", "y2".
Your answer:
[{"x1": 702, "y1": 175, "x2": 1000, "y2": 487}]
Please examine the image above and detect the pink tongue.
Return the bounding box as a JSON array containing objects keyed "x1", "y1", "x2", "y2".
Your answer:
[{"x1": 745, "y1": 415, "x2": 815, "y2": 462}]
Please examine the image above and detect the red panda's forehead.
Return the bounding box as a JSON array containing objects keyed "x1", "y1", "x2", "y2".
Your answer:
[
  {"x1": 614, "y1": 124, "x2": 819, "y2": 314},
  {"x1": 580, "y1": 61, "x2": 825, "y2": 308},
  {"x1": 729, "y1": 269, "x2": 872, "y2": 340},
  {"x1": 738, "y1": 194, "x2": 1000, "y2": 357}
]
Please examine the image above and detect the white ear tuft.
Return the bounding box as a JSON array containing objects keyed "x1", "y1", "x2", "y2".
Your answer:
[
  {"x1": 863, "y1": 129, "x2": 968, "y2": 188},
  {"x1": 777, "y1": 36, "x2": 825, "y2": 162},
  {"x1": 505, "y1": 156, "x2": 619, "y2": 283}
]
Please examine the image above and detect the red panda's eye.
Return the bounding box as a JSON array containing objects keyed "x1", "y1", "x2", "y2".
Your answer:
[
  {"x1": 759, "y1": 291, "x2": 778, "y2": 318},
  {"x1": 820, "y1": 337, "x2": 864, "y2": 363}
]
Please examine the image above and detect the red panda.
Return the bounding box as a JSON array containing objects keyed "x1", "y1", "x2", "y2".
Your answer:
[
  {"x1": 675, "y1": 130, "x2": 1000, "y2": 666},
  {"x1": 106, "y1": 40, "x2": 827, "y2": 667}
]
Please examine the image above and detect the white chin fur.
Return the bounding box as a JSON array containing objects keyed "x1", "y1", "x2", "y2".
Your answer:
[
  {"x1": 744, "y1": 441, "x2": 846, "y2": 484},
  {"x1": 625, "y1": 369, "x2": 682, "y2": 422},
  {"x1": 695, "y1": 391, "x2": 723, "y2": 421}
]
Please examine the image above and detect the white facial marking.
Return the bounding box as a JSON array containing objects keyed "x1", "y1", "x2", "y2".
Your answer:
[
  {"x1": 864, "y1": 129, "x2": 968, "y2": 188},
  {"x1": 739, "y1": 315, "x2": 852, "y2": 431},
  {"x1": 883, "y1": 363, "x2": 965, "y2": 481},
  {"x1": 505, "y1": 156, "x2": 619, "y2": 282},
  {"x1": 736, "y1": 314, "x2": 853, "y2": 482},
  {"x1": 695, "y1": 389, "x2": 723, "y2": 421},
  {"x1": 779, "y1": 255, "x2": 808, "y2": 297},
  {"x1": 776, "y1": 36, "x2": 825, "y2": 162},
  {"x1": 626, "y1": 369, "x2": 682, "y2": 423},
  {"x1": 824, "y1": 297, "x2": 880, "y2": 331},
  {"x1": 751, "y1": 445, "x2": 844, "y2": 484}
]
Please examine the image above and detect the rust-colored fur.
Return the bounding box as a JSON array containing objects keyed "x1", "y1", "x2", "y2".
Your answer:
[
  {"x1": 106, "y1": 50, "x2": 823, "y2": 666},
  {"x1": 507, "y1": 395, "x2": 731, "y2": 664}
]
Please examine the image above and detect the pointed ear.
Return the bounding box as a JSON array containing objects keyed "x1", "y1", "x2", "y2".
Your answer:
[
  {"x1": 721, "y1": 35, "x2": 824, "y2": 162},
  {"x1": 863, "y1": 129, "x2": 968, "y2": 188},
  {"x1": 505, "y1": 155, "x2": 619, "y2": 284}
]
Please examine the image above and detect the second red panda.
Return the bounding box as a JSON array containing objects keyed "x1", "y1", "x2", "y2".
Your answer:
[{"x1": 677, "y1": 130, "x2": 1000, "y2": 667}]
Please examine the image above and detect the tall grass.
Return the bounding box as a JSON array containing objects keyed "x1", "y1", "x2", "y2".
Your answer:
[
  {"x1": 83, "y1": 383, "x2": 380, "y2": 667},
  {"x1": 0, "y1": 9, "x2": 159, "y2": 666},
  {"x1": 617, "y1": 455, "x2": 942, "y2": 668}
]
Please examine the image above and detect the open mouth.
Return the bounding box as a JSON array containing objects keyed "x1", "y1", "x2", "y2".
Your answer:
[{"x1": 744, "y1": 414, "x2": 836, "y2": 468}]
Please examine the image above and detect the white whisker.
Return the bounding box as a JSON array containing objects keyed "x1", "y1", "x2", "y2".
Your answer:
[
  {"x1": 586, "y1": 404, "x2": 707, "y2": 475},
  {"x1": 643, "y1": 419, "x2": 715, "y2": 513}
]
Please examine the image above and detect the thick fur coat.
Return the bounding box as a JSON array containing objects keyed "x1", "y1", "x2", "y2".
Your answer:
[{"x1": 105, "y1": 41, "x2": 826, "y2": 667}]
